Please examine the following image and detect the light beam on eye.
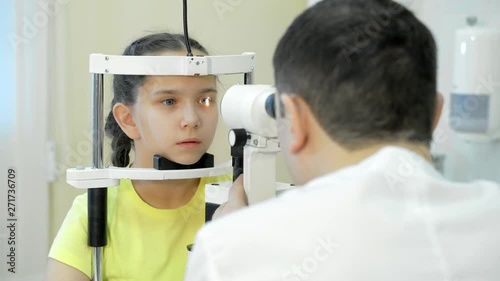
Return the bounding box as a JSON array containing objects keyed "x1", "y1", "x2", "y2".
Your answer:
[{"x1": 200, "y1": 97, "x2": 212, "y2": 107}]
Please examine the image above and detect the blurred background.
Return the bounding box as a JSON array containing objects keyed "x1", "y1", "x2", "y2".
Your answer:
[{"x1": 0, "y1": 0, "x2": 499, "y2": 280}]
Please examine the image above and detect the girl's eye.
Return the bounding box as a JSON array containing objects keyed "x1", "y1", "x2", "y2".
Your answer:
[
  {"x1": 162, "y1": 99, "x2": 176, "y2": 106},
  {"x1": 200, "y1": 97, "x2": 214, "y2": 106}
]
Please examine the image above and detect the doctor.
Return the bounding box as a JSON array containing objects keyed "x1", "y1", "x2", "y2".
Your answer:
[{"x1": 185, "y1": 0, "x2": 500, "y2": 280}]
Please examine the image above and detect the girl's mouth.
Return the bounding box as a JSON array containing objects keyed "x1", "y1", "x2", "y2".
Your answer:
[{"x1": 177, "y1": 139, "x2": 202, "y2": 148}]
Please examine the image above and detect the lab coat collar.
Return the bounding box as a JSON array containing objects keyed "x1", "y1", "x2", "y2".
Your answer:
[{"x1": 307, "y1": 145, "x2": 444, "y2": 187}]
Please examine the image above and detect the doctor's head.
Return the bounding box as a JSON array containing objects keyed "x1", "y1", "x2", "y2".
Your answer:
[
  {"x1": 273, "y1": 0, "x2": 443, "y2": 184},
  {"x1": 105, "y1": 33, "x2": 218, "y2": 168}
]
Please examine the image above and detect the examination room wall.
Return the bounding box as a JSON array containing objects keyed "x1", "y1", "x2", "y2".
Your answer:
[{"x1": 48, "y1": 0, "x2": 306, "y2": 243}]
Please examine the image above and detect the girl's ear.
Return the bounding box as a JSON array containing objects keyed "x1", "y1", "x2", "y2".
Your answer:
[{"x1": 113, "y1": 103, "x2": 140, "y2": 139}]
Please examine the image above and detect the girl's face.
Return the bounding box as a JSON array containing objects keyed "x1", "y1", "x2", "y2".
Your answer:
[{"x1": 131, "y1": 64, "x2": 218, "y2": 166}]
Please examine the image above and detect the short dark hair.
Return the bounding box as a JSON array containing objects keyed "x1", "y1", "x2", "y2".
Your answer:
[
  {"x1": 105, "y1": 33, "x2": 209, "y2": 167},
  {"x1": 273, "y1": 0, "x2": 437, "y2": 148}
]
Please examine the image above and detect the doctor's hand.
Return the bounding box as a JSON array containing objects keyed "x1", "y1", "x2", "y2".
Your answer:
[{"x1": 213, "y1": 175, "x2": 248, "y2": 220}]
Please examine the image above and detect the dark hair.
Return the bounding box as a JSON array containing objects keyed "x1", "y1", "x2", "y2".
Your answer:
[
  {"x1": 105, "y1": 33, "x2": 209, "y2": 167},
  {"x1": 273, "y1": 0, "x2": 437, "y2": 149}
]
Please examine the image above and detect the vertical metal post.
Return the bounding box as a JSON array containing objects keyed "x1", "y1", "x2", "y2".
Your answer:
[
  {"x1": 92, "y1": 73, "x2": 104, "y2": 169},
  {"x1": 89, "y1": 73, "x2": 107, "y2": 281},
  {"x1": 244, "y1": 70, "x2": 254, "y2": 85}
]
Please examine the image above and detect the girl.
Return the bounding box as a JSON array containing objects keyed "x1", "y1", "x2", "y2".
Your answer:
[{"x1": 46, "y1": 33, "x2": 231, "y2": 281}]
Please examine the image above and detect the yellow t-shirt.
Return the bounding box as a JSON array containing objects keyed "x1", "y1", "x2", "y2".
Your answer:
[{"x1": 49, "y1": 175, "x2": 231, "y2": 281}]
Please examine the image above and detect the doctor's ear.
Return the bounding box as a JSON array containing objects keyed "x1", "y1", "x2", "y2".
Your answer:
[
  {"x1": 113, "y1": 103, "x2": 140, "y2": 140},
  {"x1": 433, "y1": 92, "x2": 444, "y2": 131},
  {"x1": 280, "y1": 95, "x2": 309, "y2": 154}
]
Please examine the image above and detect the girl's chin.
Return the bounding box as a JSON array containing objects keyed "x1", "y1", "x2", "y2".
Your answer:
[{"x1": 168, "y1": 154, "x2": 206, "y2": 166}]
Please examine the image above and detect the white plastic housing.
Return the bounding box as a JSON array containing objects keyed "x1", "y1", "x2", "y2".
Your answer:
[
  {"x1": 66, "y1": 163, "x2": 233, "y2": 189},
  {"x1": 221, "y1": 85, "x2": 277, "y2": 138},
  {"x1": 205, "y1": 181, "x2": 295, "y2": 204},
  {"x1": 89, "y1": 53, "x2": 255, "y2": 75}
]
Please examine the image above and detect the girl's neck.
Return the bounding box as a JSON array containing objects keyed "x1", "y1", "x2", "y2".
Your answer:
[
  {"x1": 130, "y1": 159, "x2": 201, "y2": 209},
  {"x1": 131, "y1": 178, "x2": 201, "y2": 209},
  {"x1": 131, "y1": 158, "x2": 200, "y2": 209}
]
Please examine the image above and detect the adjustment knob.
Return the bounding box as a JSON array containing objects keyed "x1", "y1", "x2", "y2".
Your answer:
[{"x1": 229, "y1": 129, "x2": 248, "y2": 147}]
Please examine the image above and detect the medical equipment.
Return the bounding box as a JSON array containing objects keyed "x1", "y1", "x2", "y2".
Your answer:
[
  {"x1": 450, "y1": 16, "x2": 500, "y2": 141},
  {"x1": 68, "y1": 53, "x2": 258, "y2": 281},
  {"x1": 220, "y1": 85, "x2": 282, "y2": 204},
  {"x1": 205, "y1": 85, "x2": 293, "y2": 204},
  {"x1": 65, "y1": 1, "x2": 292, "y2": 280}
]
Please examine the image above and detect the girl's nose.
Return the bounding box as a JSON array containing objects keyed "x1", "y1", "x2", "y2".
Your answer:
[{"x1": 180, "y1": 105, "x2": 201, "y2": 129}]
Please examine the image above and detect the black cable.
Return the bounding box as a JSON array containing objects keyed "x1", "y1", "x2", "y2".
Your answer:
[{"x1": 183, "y1": 0, "x2": 193, "y2": 56}]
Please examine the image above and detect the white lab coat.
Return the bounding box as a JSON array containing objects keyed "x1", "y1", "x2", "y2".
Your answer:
[{"x1": 185, "y1": 146, "x2": 500, "y2": 281}]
